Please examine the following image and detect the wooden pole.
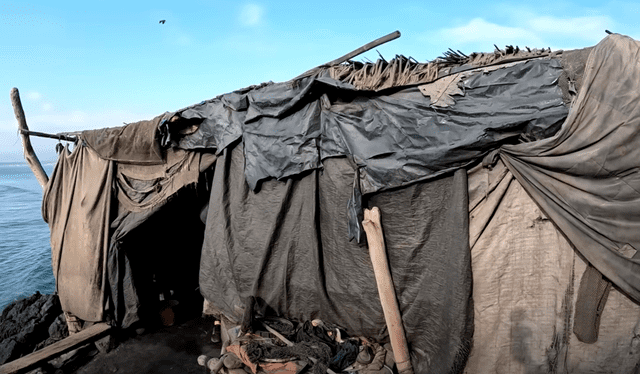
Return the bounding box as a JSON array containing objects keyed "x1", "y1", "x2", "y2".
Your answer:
[
  {"x1": 10, "y1": 88, "x2": 49, "y2": 190},
  {"x1": 362, "y1": 207, "x2": 414, "y2": 374},
  {"x1": 294, "y1": 30, "x2": 401, "y2": 80}
]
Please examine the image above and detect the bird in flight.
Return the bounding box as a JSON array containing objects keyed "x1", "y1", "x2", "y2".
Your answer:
[{"x1": 159, "y1": 20, "x2": 166, "y2": 24}]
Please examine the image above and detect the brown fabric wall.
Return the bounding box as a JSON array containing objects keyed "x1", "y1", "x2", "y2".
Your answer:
[
  {"x1": 494, "y1": 34, "x2": 640, "y2": 302},
  {"x1": 42, "y1": 145, "x2": 114, "y2": 322},
  {"x1": 466, "y1": 161, "x2": 640, "y2": 373}
]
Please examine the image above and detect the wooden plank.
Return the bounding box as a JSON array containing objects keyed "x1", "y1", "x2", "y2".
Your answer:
[{"x1": 0, "y1": 323, "x2": 111, "y2": 374}]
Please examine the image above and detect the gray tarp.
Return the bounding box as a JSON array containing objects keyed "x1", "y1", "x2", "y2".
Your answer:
[
  {"x1": 492, "y1": 34, "x2": 640, "y2": 302},
  {"x1": 199, "y1": 143, "x2": 473, "y2": 373},
  {"x1": 173, "y1": 59, "x2": 567, "y2": 194}
]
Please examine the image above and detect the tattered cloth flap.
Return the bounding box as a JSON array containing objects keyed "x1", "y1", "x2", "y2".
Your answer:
[
  {"x1": 495, "y1": 34, "x2": 640, "y2": 302},
  {"x1": 82, "y1": 113, "x2": 169, "y2": 165},
  {"x1": 42, "y1": 144, "x2": 113, "y2": 322},
  {"x1": 199, "y1": 143, "x2": 473, "y2": 373}
]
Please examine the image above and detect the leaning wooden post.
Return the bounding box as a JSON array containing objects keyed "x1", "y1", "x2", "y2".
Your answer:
[
  {"x1": 362, "y1": 207, "x2": 414, "y2": 374},
  {"x1": 11, "y1": 88, "x2": 48, "y2": 190}
]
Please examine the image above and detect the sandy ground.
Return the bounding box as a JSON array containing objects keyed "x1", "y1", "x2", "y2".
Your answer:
[{"x1": 73, "y1": 316, "x2": 221, "y2": 374}]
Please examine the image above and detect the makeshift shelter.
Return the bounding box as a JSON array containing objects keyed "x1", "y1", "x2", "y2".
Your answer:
[{"x1": 11, "y1": 33, "x2": 640, "y2": 373}]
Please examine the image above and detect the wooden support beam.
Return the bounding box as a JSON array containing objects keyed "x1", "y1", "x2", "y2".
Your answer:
[
  {"x1": 362, "y1": 207, "x2": 414, "y2": 374},
  {"x1": 10, "y1": 88, "x2": 49, "y2": 190},
  {"x1": 294, "y1": 30, "x2": 401, "y2": 80},
  {"x1": 18, "y1": 129, "x2": 78, "y2": 142},
  {"x1": 0, "y1": 322, "x2": 111, "y2": 374}
]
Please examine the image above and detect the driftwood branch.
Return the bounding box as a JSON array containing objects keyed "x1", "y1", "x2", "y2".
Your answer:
[
  {"x1": 362, "y1": 207, "x2": 414, "y2": 374},
  {"x1": 10, "y1": 88, "x2": 49, "y2": 190},
  {"x1": 294, "y1": 30, "x2": 401, "y2": 80}
]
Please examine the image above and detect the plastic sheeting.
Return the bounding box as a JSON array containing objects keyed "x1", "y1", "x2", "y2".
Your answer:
[
  {"x1": 199, "y1": 143, "x2": 472, "y2": 373},
  {"x1": 174, "y1": 59, "x2": 567, "y2": 195},
  {"x1": 466, "y1": 161, "x2": 640, "y2": 373},
  {"x1": 492, "y1": 34, "x2": 640, "y2": 303}
]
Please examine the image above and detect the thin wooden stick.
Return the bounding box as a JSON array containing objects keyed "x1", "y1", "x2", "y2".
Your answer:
[
  {"x1": 362, "y1": 207, "x2": 414, "y2": 374},
  {"x1": 294, "y1": 30, "x2": 401, "y2": 80},
  {"x1": 18, "y1": 129, "x2": 77, "y2": 142},
  {"x1": 10, "y1": 88, "x2": 49, "y2": 190}
]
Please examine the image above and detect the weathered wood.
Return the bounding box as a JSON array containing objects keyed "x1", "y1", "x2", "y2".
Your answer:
[
  {"x1": 10, "y1": 88, "x2": 49, "y2": 190},
  {"x1": 324, "y1": 30, "x2": 401, "y2": 67},
  {"x1": 0, "y1": 323, "x2": 111, "y2": 374},
  {"x1": 362, "y1": 207, "x2": 414, "y2": 374},
  {"x1": 18, "y1": 129, "x2": 77, "y2": 142},
  {"x1": 294, "y1": 30, "x2": 401, "y2": 80}
]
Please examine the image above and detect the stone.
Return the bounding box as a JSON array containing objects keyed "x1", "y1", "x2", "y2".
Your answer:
[{"x1": 0, "y1": 338, "x2": 19, "y2": 365}]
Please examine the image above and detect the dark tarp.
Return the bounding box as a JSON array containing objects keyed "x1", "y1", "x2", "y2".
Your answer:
[
  {"x1": 199, "y1": 143, "x2": 473, "y2": 373},
  {"x1": 82, "y1": 113, "x2": 169, "y2": 165},
  {"x1": 42, "y1": 144, "x2": 113, "y2": 322},
  {"x1": 491, "y1": 34, "x2": 640, "y2": 303},
  {"x1": 106, "y1": 149, "x2": 215, "y2": 328},
  {"x1": 173, "y1": 59, "x2": 567, "y2": 195}
]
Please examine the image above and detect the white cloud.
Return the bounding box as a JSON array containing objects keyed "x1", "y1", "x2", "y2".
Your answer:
[
  {"x1": 438, "y1": 18, "x2": 545, "y2": 48},
  {"x1": 239, "y1": 4, "x2": 264, "y2": 27},
  {"x1": 42, "y1": 103, "x2": 52, "y2": 111},
  {"x1": 528, "y1": 15, "x2": 612, "y2": 44},
  {"x1": 26, "y1": 92, "x2": 42, "y2": 100}
]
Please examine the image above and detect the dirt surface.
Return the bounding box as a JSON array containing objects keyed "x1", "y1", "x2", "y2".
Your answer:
[{"x1": 74, "y1": 316, "x2": 220, "y2": 374}]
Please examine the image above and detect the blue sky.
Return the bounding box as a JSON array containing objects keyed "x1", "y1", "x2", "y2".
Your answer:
[{"x1": 1, "y1": 0, "x2": 639, "y2": 162}]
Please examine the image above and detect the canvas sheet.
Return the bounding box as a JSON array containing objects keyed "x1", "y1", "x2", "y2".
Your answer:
[
  {"x1": 493, "y1": 34, "x2": 640, "y2": 302},
  {"x1": 466, "y1": 161, "x2": 640, "y2": 373},
  {"x1": 42, "y1": 144, "x2": 113, "y2": 322},
  {"x1": 199, "y1": 143, "x2": 472, "y2": 373}
]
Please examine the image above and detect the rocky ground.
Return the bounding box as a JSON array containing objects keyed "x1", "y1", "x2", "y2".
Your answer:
[
  {"x1": 0, "y1": 293, "x2": 219, "y2": 374},
  {"x1": 0, "y1": 292, "x2": 68, "y2": 366}
]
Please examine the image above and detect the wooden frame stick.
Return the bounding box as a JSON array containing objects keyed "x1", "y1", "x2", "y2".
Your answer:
[
  {"x1": 362, "y1": 207, "x2": 414, "y2": 374},
  {"x1": 10, "y1": 88, "x2": 49, "y2": 190},
  {"x1": 294, "y1": 30, "x2": 401, "y2": 80}
]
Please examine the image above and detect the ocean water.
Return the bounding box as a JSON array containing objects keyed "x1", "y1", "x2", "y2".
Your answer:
[{"x1": 0, "y1": 161, "x2": 56, "y2": 312}]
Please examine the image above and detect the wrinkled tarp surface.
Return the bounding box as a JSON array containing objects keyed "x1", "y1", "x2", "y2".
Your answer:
[
  {"x1": 106, "y1": 149, "x2": 214, "y2": 328},
  {"x1": 174, "y1": 59, "x2": 567, "y2": 194},
  {"x1": 82, "y1": 114, "x2": 168, "y2": 164},
  {"x1": 42, "y1": 144, "x2": 113, "y2": 322},
  {"x1": 492, "y1": 34, "x2": 640, "y2": 303},
  {"x1": 465, "y1": 161, "x2": 640, "y2": 373},
  {"x1": 43, "y1": 139, "x2": 212, "y2": 326},
  {"x1": 199, "y1": 143, "x2": 473, "y2": 373}
]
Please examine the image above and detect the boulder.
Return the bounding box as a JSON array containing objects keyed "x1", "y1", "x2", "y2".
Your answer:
[{"x1": 0, "y1": 293, "x2": 64, "y2": 365}]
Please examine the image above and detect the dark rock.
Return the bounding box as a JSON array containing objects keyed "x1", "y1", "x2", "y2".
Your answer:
[
  {"x1": 48, "y1": 314, "x2": 68, "y2": 340},
  {"x1": 0, "y1": 339, "x2": 18, "y2": 365},
  {"x1": 0, "y1": 293, "x2": 63, "y2": 365}
]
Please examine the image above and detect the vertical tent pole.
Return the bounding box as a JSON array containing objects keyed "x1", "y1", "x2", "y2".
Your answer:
[
  {"x1": 363, "y1": 207, "x2": 414, "y2": 374},
  {"x1": 10, "y1": 88, "x2": 49, "y2": 190}
]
